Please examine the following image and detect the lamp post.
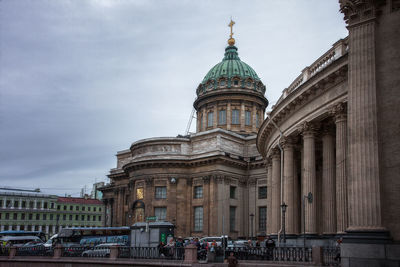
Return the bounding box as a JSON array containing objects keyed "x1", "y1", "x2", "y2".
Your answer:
[
  {"x1": 280, "y1": 202, "x2": 288, "y2": 244},
  {"x1": 250, "y1": 213, "x2": 254, "y2": 241},
  {"x1": 302, "y1": 192, "x2": 313, "y2": 249}
]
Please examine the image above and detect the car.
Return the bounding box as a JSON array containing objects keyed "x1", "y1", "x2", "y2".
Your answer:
[
  {"x1": 227, "y1": 240, "x2": 249, "y2": 248},
  {"x1": 199, "y1": 236, "x2": 231, "y2": 248},
  {"x1": 81, "y1": 243, "x2": 124, "y2": 257}
]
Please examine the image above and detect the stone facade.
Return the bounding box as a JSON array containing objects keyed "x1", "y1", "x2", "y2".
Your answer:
[{"x1": 257, "y1": 0, "x2": 400, "y2": 265}]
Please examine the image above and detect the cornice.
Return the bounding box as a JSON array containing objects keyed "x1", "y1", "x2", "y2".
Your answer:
[{"x1": 257, "y1": 56, "x2": 348, "y2": 157}]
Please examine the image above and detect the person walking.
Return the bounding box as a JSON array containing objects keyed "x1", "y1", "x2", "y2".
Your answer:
[{"x1": 227, "y1": 252, "x2": 238, "y2": 267}]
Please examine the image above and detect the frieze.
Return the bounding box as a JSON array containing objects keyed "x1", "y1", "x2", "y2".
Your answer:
[
  {"x1": 193, "y1": 179, "x2": 203, "y2": 186},
  {"x1": 154, "y1": 179, "x2": 167, "y2": 186},
  {"x1": 145, "y1": 177, "x2": 153, "y2": 186},
  {"x1": 132, "y1": 144, "x2": 181, "y2": 157},
  {"x1": 202, "y1": 176, "x2": 211, "y2": 184},
  {"x1": 136, "y1": 181, "x2": 145, "y2": 188},
  {"x1": 248, "y1": 178, "x2": 257, "y2": 186},
  {"x1": 258, "y1": 179, "x2": 267, "y2": 185}
]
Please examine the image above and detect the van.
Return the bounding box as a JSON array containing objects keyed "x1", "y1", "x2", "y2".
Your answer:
[{"x1": 0, "y1": 235, "x2": 42, "y2": 249}]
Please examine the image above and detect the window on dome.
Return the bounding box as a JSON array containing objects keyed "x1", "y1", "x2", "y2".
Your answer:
[
  {"x1": 218, "y1": 110, "x2": 226, "y2": 125},
  {"x1": 219, "y1": 80, "x2": 226, "y2": 86},
  {"x1": 245, "y1": 111, "x2": 251, "y2": 126},
  {"x1": 207, "y1": 112, "x2": 214, "y2": 127},
  {"x1": 247, "y1": 81, "x2": 252, "y2": 87},
  {"x1": 256, "y1": 112, "x2": 260, "y2": 127},
  {"x1": 233, "y1": 80, "x2": 239, "y2": 86},
  {"x1": 208, "y1": 83, "x2": 213, "y2": 89},
  {"x1": 232, "y1": 110, "x2": 240, "y2": 125}
]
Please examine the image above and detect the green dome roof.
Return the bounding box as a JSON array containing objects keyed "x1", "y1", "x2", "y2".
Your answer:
[{"x1": 201, "y1": 45, "x2": 260, "y2": 84}]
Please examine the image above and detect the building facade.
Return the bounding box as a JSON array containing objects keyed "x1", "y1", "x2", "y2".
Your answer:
[
  {"x1": 0, "y1": 189, "x2": 105, "y2": 237},
  {"x1": 100, "y1": 30, "x2": 270, "y2": 239},
  {"x1": 257, "y1": 0, "x2": 399, "y2": 266}
]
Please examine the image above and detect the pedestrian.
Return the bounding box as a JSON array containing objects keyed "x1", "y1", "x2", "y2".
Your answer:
[
  {"x1": 227, "y1": 252, "x2": 238, "y2": 267},
  {"x1": 334, "y1": 238, "x2": 342, "y2": 262},
  {"x1": 265, "y1": 236, "x2": 275, "y2": 260}
]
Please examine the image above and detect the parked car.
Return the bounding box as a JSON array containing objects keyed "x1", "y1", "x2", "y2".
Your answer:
[
  {"x1": 199, "y1": 236, "x2": 231, "y2": 248},
  {"x1": 228, "y1": 239, "x2": 249, "y2": 248},
  {"x1": 81, "y1": 243, "x2": 123, "y2": 257}
]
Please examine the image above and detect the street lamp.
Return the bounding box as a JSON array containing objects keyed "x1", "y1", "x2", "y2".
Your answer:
[
  {"x1": 249, "y1": 213, "x2": 254, "y2": 241},
  {"x1": 302, "y1": 192, "x2": 313, "y2": 249},
  {"x1": 280, "y1": 202, "x2": 288, "y2": 244}
]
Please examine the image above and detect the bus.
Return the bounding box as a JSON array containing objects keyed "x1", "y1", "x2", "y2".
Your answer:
[
  {"x1": 54, "y1": 227, "x2": 130, "y2": 248},
  {"x1": 0, "y1": 231, "x2": 46, "y2": 242}
]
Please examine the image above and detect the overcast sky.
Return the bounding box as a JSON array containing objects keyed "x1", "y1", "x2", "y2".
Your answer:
[{"x1": 0, "y1": 0, "x2": 347, "y2": 196}]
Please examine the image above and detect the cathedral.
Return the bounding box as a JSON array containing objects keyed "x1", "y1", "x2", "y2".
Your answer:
[
  {"x1": 101, "y1": 1, "x2": 400, "y2": 265},
  {"x1": 100, "y1": 21, "x2": 269, "y2": 239}
]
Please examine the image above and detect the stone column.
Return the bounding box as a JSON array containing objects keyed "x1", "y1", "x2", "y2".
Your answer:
[
  {"x1": 301, "y1": 122, "x2": 318, "y2": 235},
  {"x1": 16, "y1": 225, "x2": 20, "y2": 231},
  {"x1": 266, "y1": 158, "x2": 273, "y2": 235},
  {"x1": 322, "y1": 124, "x2": 336, "y2": 235},
  {"x1": 213, "y1": 105, "x2": 218, "y2": 128},
  {"x1": 52, "y1": 225, "x2": 56, "y2": 234},
  {"x1": 240, "y1": 102, "x2": 245, "y2": 131},
  {"x1": 197, "y1": 111, "x2": 201, "y2": 132},
  {"x1": 10, "y1": 198, "x2": 14, "y2": 209},
  {"x1": 41, "y1": 200, "x2": 44, "y2": 210},
  {"x1": 18, "y1": 199, "x2": 22, "y2": 209},
  {"x1": 34, "y1": 199, "x2": 37, "y2": 209},
  {"x1": 282, "y1": 137, "x2": 295, "y2": 235},
  {"x1": 0, "y1": 225, "x2": 4, "y2": 231},
  {"x1": 227, "y1": 102, "x2": 232, "y2": 130},
  {"x1": 271, "y1": 148, "x2": 281, "y2": 235},
  {"x1": 346, "y1": 17, "x2": 384, "y2": 233},
  {"x1": 252, "y1": 104, "x2": 257, "y2": 133},
  {"x1": 2, "y1": 197, "x2": 5, "y2": 208},
  {"x1": 332, "y1": 103, "x2": 348, "y2": 233},
  {"x1": 202, "y1": 109, "x2": 206, "y2": 131},
  {"x1": 293, "y1": 148, "x2": 300, "y2": 234}
]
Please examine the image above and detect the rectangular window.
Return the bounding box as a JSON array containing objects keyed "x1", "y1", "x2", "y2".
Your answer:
[
  {"x1": 70, "y1": 206, "x2": 73, "y2": 211},
  {"x1": 93, "y1": 215, "x2": 96, "y2": 221},
  {"x1": 218, "y1": 110, "x2": 226, "y2": 125},
  {"x1": 57, "y1": 205, "x2": 60, "y2": 210},
  {"x1": 82, "y1": 206, "x2": 85, "y2": 211},
  {"x1": 230, "y1": 186, "x2": 236, "y2": 199},
  {"x1": 88, "y1": 207, "x2": 91, "y2": 212},
  {"x1": 87, "y1": 215, "x2": 90, "y2": 221},
  {"x1": 232, "y1": 109, "x2": 240, "y2": 124},
  {"x1": 50, "y1": 203, "x2": 54, "y2": 209},
  {"x1": 6, "y1": 200, "x2": 11, "y2": 207},
  {"x1": 50, "y1": 214, "x2": 53, "y2": 220},
  {"x1": 13, "y1": 213, "x2": 17, "y2": 220},
  {"x1": 81, "y1": 215, "x2": 85, "y2": 220},
  {"x1": 22, "y1": 201, "x2": 26, "y2": 208},
  {"x1": 43, "y1": 214, "x2": 47, "y2": 220},
  {"x1": 75, "y1": 206, "x2": 79, "y2": 211},
  {"x1": 194, "y1": 186, "x2": 203, "y2": 199},
  {"x1": 230, "y1": 206, "x2": 236, "y2": 232},
  {"x1": 155, "y1": 186, "x2": 167, "y2": 199},
  {"x1": 259, "y1": 207, "x2": 267, "y2": 232},
  {"x1": 136, "y1": 188, "x2": 144, "y2": 200},
  {"x1": 44, "y1": 202, "x2": 48, "y2": 209},
  {"x1": 207, "y1": 112, "x2": 214, "y2": 127},
  {"x1": 36, "y1": 214, "x2": 40, "y2": 220},
  {"x1": 69, "y1": 215, "x2": 72, "y2": 220},
  {"x1": 245, "y1": 110, "x2": 251, "y2": 126},
  {"x1": 154, "y1": 207, "x2": 167, "y2": 221},
  {"x1": 5, "y1": 213, "x2": 9, "y2": 220},
  {"x1": 30, "y1": 201, "x2": 34, "y2": 208},
  {"x1": 21, "y1": 213, "x2": 25, "y2": 220},
  {"x1": 14, "y1": 201, "x2": 18, "y2": 208},
  {"x1": 258, "y1": 186, "x2": 267, "y2": 199},
  {"x1": 63, "y1": 215, "x2": 66, "y2": 220},
  {"x1": 98, "y1": 216, "x2": 101, "y2": 221},
  {"x1": 194, "y1": 206, "x2": 203, "y2": 231},
  {"x1": 63, "y1": 205, "x2": 67, "y2": 210},
  {"x1": 29, "y1": 214, "x2": 33, "y2": 220},
  {"x1": 99, "y1": 208, "x2": 102, "y2": 212},
  {"x1": 0, "y1": 200, "x2": 2, "y2": 207},
  {"x1": 94, "y1": 207, "x2": 96, "y2": 212},
  {"x1": 76, "y1": 215, "x2": 79, "y2": 220}
]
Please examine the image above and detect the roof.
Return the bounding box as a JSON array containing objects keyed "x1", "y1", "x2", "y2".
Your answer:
[
  {"x1": 57, "y1": 197, "x2": 103, "y2": 205},
  {"x1": 201, "y1": 45, "x2": 260, "y2": 84}
]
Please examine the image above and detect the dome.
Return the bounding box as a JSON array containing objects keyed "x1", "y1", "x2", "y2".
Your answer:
[
  {"x1": 202, "y1": 45, "x2": 260, "y2": 84},
  {"x1": 196, "y1": 44, "x2": 265, "y2": 97}
]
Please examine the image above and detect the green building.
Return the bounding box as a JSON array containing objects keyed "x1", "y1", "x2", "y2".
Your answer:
[{"x1": 0, "y1": 188, "x2": 104, "y2": 237}]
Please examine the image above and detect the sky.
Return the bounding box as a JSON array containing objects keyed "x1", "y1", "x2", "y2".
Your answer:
[{"x1": 0, "y1": 0, "x2": 347, "y2": 197}]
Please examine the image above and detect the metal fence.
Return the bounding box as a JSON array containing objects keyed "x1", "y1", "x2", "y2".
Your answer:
[
  {"x1": 225, "y1": 247, "x2": 313, "y2": 262},
  {"x1": 119, "y1": 246, "x2": 185, "y2": 260}
]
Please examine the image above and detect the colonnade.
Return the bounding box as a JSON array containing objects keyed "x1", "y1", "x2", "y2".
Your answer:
[{"x1": 266, "y1": 103, "x2": 348, "y2": 236}]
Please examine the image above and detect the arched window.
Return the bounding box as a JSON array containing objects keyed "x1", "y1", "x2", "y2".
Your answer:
[
  {"x1": 218, "y1": 110, "x2": 226, "y2": 125},
  {"x1": 245, "y1": 111, "x2": 251, "y2": 126},
  {"x1": 207, "y1": 112, "x2": 214, "y2": 127}
]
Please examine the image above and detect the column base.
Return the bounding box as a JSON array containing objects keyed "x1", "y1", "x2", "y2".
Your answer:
[{"x1": 343, "y1": 229, "x2": 392, "y2": 244}]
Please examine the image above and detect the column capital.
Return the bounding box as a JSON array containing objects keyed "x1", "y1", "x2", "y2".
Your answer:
[
  {"x1": 339, "y1": 0, "x2": 383, "y2": 26},
  {"x1": 331, "y1": 102, "x2": 347, "y2": 123},
  {"x1": 271, "y1": 147, "x2": 281, "y2": 159},
  {"x1": 299, "y1": 121, "x2": 320, "y2": 137},
  {"x1": 280, "y1": 136, "x2": 296, "y2": 150},
  {"x1": 264, "y1": 157, "x2": 272, "y2": 167},
  {"x1": 321, "y1": 123, "x2": 335, "y2": 137}
]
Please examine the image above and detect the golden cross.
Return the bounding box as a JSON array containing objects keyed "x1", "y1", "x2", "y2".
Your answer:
[{"x1": 228, "y1": 19, "x2": 235, "y2": 38}]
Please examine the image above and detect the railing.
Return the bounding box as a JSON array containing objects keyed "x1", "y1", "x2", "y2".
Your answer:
[
  {"x1": 119, "y1": 246, "x2": 185, "y2": 260},
  {"x1": 225, "y1": 247, "x2": 313, "y2": 262},
  {"x1": 322, "y1": 247, "x2": 341, "y2": 266},
  {"x1": 280, "y1": 37, "x2": 349, "y2": 102}
]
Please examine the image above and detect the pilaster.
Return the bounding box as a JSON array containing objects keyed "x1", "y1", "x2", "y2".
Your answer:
[{"x1": 271, "y1": 148, "x2": 281, "y2": 235}]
